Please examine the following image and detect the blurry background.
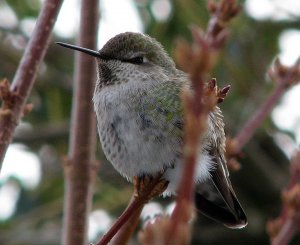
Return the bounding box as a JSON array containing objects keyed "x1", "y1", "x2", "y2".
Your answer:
[{"x1": 0, "y1": 0, "x2": 300, "y2": 244}]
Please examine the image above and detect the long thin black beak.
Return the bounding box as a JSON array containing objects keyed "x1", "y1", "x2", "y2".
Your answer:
[{"x1": 56, "y1": 42, "x2": 100, "y2": 58}]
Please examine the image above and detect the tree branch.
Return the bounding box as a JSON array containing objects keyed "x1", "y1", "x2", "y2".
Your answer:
[
  {"x1": 138, "y1": 1, "x2": 240, "y2": 244},
  {"x1": 96, "y1": 172, "x2": 167, "y2": 245},
  {"x1": 0, "y1": 0, "x2": 63, "y2": 171},
  {"x1": 61, "y1": 1, "x2": 100, "y2": 245},
  {"x1": 272, "y1": 214, "x2": 300, "y2": 245},
  {"x1": 97, "y1": 195, "x2": 145, "y2": 245},
  {"x1": 110, "y1": 195, "x2": 144, "y2": 245},
  {"x1": 229, "y1": 58, "x2": 300, "y2": 156},
  {"x1": 267, "y1": 150, "x2": 300, "y2": 245},
  {"x1": 170, "y1": 0, "x2": 240, "y2": 228}
]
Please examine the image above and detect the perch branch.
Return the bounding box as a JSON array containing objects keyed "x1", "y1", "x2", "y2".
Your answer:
[
  {"x1": 97, "y1": 172, "x2": 167, "y2": 245},
  {"x1": 110, "y1": 195, "x2": 144, "y2": 245}
]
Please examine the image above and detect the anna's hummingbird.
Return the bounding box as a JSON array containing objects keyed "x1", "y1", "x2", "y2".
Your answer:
[{"x1": 57, "y1": 32, "x2": 247, "y2": 228}]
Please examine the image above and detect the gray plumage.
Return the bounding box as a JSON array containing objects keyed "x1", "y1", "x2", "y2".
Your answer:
[{"x1": 57, "y1": 32, "x2": 247, "y2": 228}]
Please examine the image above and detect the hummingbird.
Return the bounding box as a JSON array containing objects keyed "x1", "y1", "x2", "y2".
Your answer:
[{"x1": 57, "y1": 32, "x2": 247, "y2": 228}]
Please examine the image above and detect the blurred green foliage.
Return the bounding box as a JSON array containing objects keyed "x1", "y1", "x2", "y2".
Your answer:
[
  {"x1": 6, "y1": 0, "x2": 41, "y2": 19},
  {"x1": 0, "y1": 0, "x2": 299, "y2": 244}
]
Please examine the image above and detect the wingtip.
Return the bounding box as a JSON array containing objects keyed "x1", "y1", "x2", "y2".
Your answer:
[
  {"x1": 224, "y1": 219, "x2": 248, "y2": 229},
  {"x1": 195, "y1": 191, "x2": 248, "y2": 229}
]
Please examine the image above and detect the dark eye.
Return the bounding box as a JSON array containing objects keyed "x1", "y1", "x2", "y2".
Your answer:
[{"x1": 127, "y1": 56, "x2": 144, "y2": 64}]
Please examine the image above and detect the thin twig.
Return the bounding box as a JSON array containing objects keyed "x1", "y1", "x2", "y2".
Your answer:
[
  {"x1": 0, "y1": 0, "x2": 63, "y2": 171},
  {"x1": 267, "y1": 150, "x2": 300, "y2": 245},
  {"x1": 231, "y1": 59, "x2": 300, "y2": 155},
  {"x1": 233, "y1": 82, "x2": 286, "y2": 153},
  {"x1": 61, "y1": 1, "x2": 99, "y2": 245},
  {"x1": 271, "y1": 214, "x2": 300, "y2": 245}
]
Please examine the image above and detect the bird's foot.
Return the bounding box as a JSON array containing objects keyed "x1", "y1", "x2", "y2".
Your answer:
[{"x1": 133, "y1": 172, "x2": 169, "y2": 202}]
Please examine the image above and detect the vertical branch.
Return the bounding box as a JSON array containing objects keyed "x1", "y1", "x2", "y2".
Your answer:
[
  {"x1": 171, "y1": 0, "x2": 240, "y2": 221},
  {"x1": 62, "y1": 1, "x2": 99, "y2": 245},
  {"x1": 0, "y1": 0, "x2": 63, "y2": 171},
  {"x1": 139, "y1": 1, "x2": 240, "y2": 244}
]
